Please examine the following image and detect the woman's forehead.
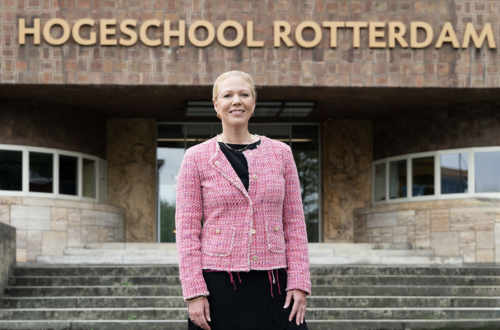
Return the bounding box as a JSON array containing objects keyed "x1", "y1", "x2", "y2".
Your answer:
[{"x1": 218, "y1": 76, "x2": 251, "y2": 93}]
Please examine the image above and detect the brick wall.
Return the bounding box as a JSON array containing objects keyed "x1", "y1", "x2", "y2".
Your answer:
[
  {"x1": 374, "y1": 100, "x2": 500, "y2": 160},
  {"x1": 1, "y1": 0, "x2": 498, "y2": 88},
  {"x1": 0, "y1": 98, "x2": 106, "y2": 159}
]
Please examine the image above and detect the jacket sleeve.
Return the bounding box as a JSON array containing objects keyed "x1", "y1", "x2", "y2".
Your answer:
[
  {"x1": 175, "y1": 148, "x2": 210, "y2": 301},
  {"x1": 282, "y1": 145, "x2": 312, "y2": 295}
]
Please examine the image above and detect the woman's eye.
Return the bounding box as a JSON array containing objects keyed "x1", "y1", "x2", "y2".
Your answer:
[
  {"x1": 241, "y1": 93, "x2": 249, "y2": 97},
  {"x1": 223, "y1": 94, "x2": 231, "y2": 98}
]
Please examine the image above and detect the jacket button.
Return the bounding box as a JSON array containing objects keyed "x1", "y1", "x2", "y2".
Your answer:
[
  {"x1": 215, "y1": 229, "x2": 221, "y2": 234},
  {"x1": 253, "y1": 174, "x2": 257, "y2": 179},
  {"x1": 235, "y1": 177, "x2": 240, "y2": 181},
  {"x1": 252, "y1": 256, "x2": 258, "y2": 261},
  {"x1": 214, "y1": 161, "x2": 219, "y2": 166},
  {"x1": 250, "y1": 229, "x2": 256, "y2": 235},
  {"x1": 249, "y1": 152, "x2": 253, "y2": 156},
  {"x1": 274, "y1": 226, "x2": 279, "y2": 232}
]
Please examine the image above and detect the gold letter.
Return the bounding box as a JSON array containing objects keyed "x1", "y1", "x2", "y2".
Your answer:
[
  {"x1": 388, "y1": 22, "x2": 408, "y2": 48},
  {"x1": 247, "y1": 21, "x2": 263, "y2": 47},
  {"x1": 19, "y1": 18, "x2": 40, "y2": 45},
  {"x1": 119, "y1": 19, "x2": 138, "y2": 46},
  {"x1": 43, "y1": 18, "x2": 71, "y2": 45},
  {"x1": 217, "y1": 20, "x2": 244, "y2": 47},
  {"x1": 322, "y1": 22, "x2": 344, "y2": 48},
  {"x1": 410, "y1": 22, "x2": 433, "y2": 48},
  {"x1": 72, "y1": 19, "x2": 96, "y2": 45},
  {"x1": 369, "y1": 22, "x2": 386, "y2": 48},
  {"x1": 274, "y1": 21, "x2": 293, "y2": 47},
  {"x1": 295, "y1": 21, "x2": 322, "y2": 48},
  {"x1": 462, "y1": 22, "x2": 496, "y2": 49},
  {"x1": 345, "y1": 21, "x2": 368, "y2": 48},
  {"x1": 164, "y1": 20, "x2": 185, "y2": 46},
  {"x1": 100, "y1": 19, "x2": 117, "y2": 45},
  {"x1": 140, "y1": 19, "x2": 161, "y2": 46},
  {"x1": 435, "y1": 22, "x2": 460, "y2": 48},
  {"x1": 188, "y1": 20, "x2": 215, "y2": 47}
]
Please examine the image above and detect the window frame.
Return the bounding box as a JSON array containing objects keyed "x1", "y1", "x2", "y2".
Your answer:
[
  {"x1": 0, "y1": 144, "x2": 105, "y2": 203},
  {"x1": 372, "y1": 146, "x2": 500, "y2": 205}
]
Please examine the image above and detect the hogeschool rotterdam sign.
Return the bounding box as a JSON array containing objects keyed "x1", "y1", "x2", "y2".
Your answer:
[{"x1": 18, "y1": 19, "x2": 497, "y2": 50}]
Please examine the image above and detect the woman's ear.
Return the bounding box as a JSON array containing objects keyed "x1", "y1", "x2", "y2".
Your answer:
[{"x1": 213, "y1": 98, "x2": 218, "y2": 113}]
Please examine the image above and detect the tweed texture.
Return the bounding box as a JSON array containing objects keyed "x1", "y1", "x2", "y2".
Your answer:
[{"x1": 175, "y1": 135, "x2": 311, "y2": 301}]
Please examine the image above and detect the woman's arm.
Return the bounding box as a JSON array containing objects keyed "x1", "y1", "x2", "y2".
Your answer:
[
  {"x1": 281, "y1": 145, "x2": 312, "y2": 295},
  {"x1": 175, "y1": 148, "x2": 210, "y2": 301}
]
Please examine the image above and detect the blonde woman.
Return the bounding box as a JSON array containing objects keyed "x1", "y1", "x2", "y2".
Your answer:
[{"x1": 176, "y1": 71, "x2": 310, "y2": 330}]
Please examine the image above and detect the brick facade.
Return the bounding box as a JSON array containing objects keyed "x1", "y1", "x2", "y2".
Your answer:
[
  {"x1": 374, "y1": 100, "x2": 500, "y2": 160},
  {"x1": 0, "y1": 0, "x2": 499, "y2": 88},
  {"x1": 0, "y1": 98, "x2": 106, "y2": 159}
]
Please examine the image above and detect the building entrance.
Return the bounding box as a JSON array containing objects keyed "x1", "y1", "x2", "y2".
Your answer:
[{"x1": 157, "y1": 123, "x2": 320, "y2": 243}]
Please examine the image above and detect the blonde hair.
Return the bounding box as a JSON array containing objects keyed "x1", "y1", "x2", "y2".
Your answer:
[{"x1": 212, "y1": 71, "x2": 256, "y2": 101}]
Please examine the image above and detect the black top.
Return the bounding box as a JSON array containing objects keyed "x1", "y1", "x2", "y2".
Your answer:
[{"x1": 218, "y1": 139, "x2": 261, "y2": 191}]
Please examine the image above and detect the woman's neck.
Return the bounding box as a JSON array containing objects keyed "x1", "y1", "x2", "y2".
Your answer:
[{"x1": 218, "y1": 125, "x2": 258, "y2": 144}]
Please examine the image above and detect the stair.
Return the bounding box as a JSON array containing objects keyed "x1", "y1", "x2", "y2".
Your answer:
[
  {"x1": 2, "y1": 265, "x2": 500, "y2": 329},
  {"x1": 35, "y1": 243, "x2": 463, "y2": 265}
]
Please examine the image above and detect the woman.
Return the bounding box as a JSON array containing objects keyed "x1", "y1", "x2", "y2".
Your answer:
[{"x1": 176, "y1": 70, "x2": 311, "y2": 330}]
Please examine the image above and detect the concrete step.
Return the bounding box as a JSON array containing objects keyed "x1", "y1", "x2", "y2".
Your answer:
[
  {"x1": 36, "y1": 256, "x2": 180, "y2": 264},
  {"x1": 15, "y1": 265, "x2": 500, "y2": 277},
  {"x1": 309, "y1": 256, "x2": 462, "y2": 265},
  {"x1": 6, "y1": 285, "x2": 500, "y2": 298},
  {"x1": 4, "y1": 296, "x2": 500, "y2": 309},
  {"x1": 335, "y1": 250, "x2": 435, "y2": 257},
  {"x1": 64, "y1": 248, "x2": 178, "y2": 257},
  {"x1": 12, "y1": 274, "x2": 500, "y2": 287},
  {"x1": 2, "y1": 307, "x2": 500, "y2": 321}
]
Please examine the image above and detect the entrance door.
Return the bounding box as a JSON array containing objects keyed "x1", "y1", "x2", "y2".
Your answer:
[{"x1": 157, "y1": 123, "x2": 320, "y2": 243}]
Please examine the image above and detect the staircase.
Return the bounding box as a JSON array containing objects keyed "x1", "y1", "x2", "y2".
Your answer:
[
  {"x1": 1, "y1": 264, "x2": 500, "y2": 329},
  {"x1": 35, "y1": 243, "x2": 463, "y2": 265}
]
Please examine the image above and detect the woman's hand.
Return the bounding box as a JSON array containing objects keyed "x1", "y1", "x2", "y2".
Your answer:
[
  {"x1": 188, "y1": 297, "x2": 211, "y2": 330},
  {"x1": 284, "y1": 289, "x2": 307, "y2": 326}
]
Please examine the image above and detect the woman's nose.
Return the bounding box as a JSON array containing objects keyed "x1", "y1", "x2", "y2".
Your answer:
[{"x1": 232, "y1": 95, "x2": 242, "y2": 105}]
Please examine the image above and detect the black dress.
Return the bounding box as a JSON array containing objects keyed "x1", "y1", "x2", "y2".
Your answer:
[{"x1": 187, "y1": 140, "x2": 308, "y2": 330}]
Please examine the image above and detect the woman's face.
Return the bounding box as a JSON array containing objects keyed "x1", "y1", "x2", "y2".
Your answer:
[{"x1": 213, "y1": 76, "x2": 255, "y2": 127}]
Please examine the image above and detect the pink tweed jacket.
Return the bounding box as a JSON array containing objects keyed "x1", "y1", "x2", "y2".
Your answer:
[{"x1": 175, "y1": 135, "x2": 311, "y2": 301}]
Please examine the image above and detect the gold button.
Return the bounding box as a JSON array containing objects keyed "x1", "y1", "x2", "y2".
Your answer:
[
  {"x1": 251, "y1": 229, "x2": 256, "y2": 235},
  {"x1": 249, "y1": 152, "x2": 253, "y2": 156},
  {"x1": 235, "y1": 178, "x2": 240, "y2": 181},
  {"x1": 252, "y1": 256, "x2": 258, "y2": 261},
  {"x1": 215, "y1": 229, "x2": 221, "y2": 234},
  {"x1": 214, "y1": 161, "x2": 219, "y2": 166},
  {"x1": 274, "y1": 226, "x2": 279, "y2": 232},
  {"x1": 253, "y1": 174, "x2": 257, "y2": 179}
]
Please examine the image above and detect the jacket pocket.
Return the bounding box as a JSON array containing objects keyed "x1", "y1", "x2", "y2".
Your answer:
[
  {"x1": 201, "y1": 226, "x2": 236, "y2": 257},
  {"x1": 266, "y1": 219, "x2": 286, "y2": 253}
]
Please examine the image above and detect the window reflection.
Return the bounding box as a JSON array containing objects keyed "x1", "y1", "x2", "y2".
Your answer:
[
  {"x1": 82, "y1": 159, "x2": 96, "y2": 198},
  {"x1": 29, "y1": 152, "x2": 53, "y2": 193},
  {"x1": 441, "y1": 153, "x2": 468, "y2": 194},
  {"x1": 374, "y1": 163, "x2": 386, "y2": 201},
  {"x1": 412, "y1": 157, "x2": 435, "y2": 196},
  {"x1": 0, "y1": 150, "x2": 22, "y2": 191},
  {"x1": 59, "y1": 155, "x2": 78, "y2": 196},
  {"x1": 389, "y1": 160, "x2": 407, "y2": 199},
  {"x1": 475, "y1": 151, "x2": 500, "y2": 193}
]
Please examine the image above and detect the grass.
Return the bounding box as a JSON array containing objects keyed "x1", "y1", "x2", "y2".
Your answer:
[
  {"x1": 121, "y1": 283, "x2": 134, "y2": 287},
  {"x1": 128, "y1": 315, "x2": 137, "y2": 321}
]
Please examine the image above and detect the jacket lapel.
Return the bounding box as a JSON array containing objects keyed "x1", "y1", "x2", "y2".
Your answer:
[{"x1": 208, "y1": 136, "x2": 251, "y2": 200}]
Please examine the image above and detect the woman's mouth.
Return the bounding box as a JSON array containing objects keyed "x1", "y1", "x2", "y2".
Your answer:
[{"x1": 229, "y1": 110, "x2": 245, "y2": 115}]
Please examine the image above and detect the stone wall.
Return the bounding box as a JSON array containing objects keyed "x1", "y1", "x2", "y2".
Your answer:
[
  {"x1": 107, "y1": 119, "x2": 156, "y2": 243},
  {"x1": 0, "y1": 222, "x2": 16, "y2": 299},
  {"x1": 1, "y1": 0, "x2": 498, "y2": 89},
  {"x1": 354, "y1": 198, "x2": 500, "y2": 263},
  {"x1": 0, "y1": 197, "x2": 125, "y2": 263},
  {"x1": 0, "y1": 98, "x2": 107, "y2": 159},
  {"x1": 374, "y1": 101, "x2": 500, "y2": 160},
  {"x1": 322, "y1": 120, "x2": 372, "y2": 242}
]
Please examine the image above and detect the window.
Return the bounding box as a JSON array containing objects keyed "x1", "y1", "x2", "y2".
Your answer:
[
  {"x1": 373, "y1": 147, "x2": 500, "y2": 204},
  {"x1": 441, "y1": 153, "x2": 468, "y2": 194},
  {"x1": 0, "y1": 150, "x2": 22, "y2": 191},
  {"x1": 389, "y1": 160, "x2": 407, "y2": 199},
  {"x1": 374, "y1": 163, "x2": 386, "y2": 201},
  {"x1": 412, "y1": 157, "x2": 435, "y2": 196},
  {"x1": 157, "y1": 123, "x2": 321, "y2": 243},
  {"x1": 29, "y1": 152, "x2": 53, "y2": 193},
  {"x1": 475, "y1": 151, "x2": 500, "y2": 193},
  {"x1": 0, "y1": 145, "x2": 103, "y2": 201}
]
